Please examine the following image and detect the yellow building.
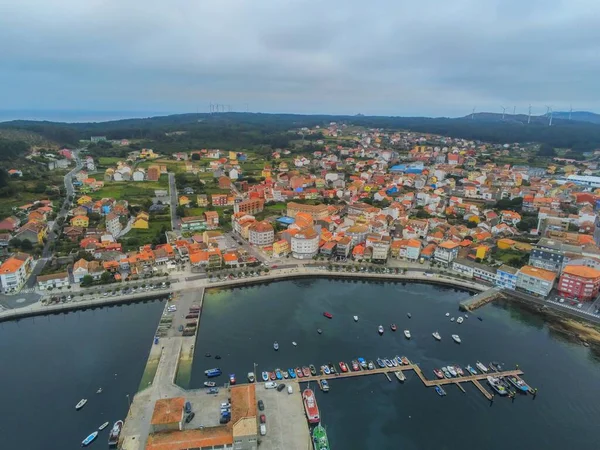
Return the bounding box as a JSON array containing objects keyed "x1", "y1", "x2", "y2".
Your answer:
[
  {"x1": 179, "y1": 196, "x2": 191, "y2": 206},
  {"x1": 140, "y1": 148, "x2": 158, "y2": 159},
  {"x1": 77, "y1": 195, "x2": 92, "y2": 205},
  {"x1": 497, "y1": 238, "x2": 516, "y2": 250},
  {"x1": 229, "y1": 151, "x2": 237, "y2": 161},
  {"x1": 273, "y1": 239, "x2": 290, "y2": 257},
  {"x1": 70, "y1": 215, "x2": 89, "y2": 227},
  {"x1": 476, "y1": 245, "x2": 489, "y2": 260},
  {"x1": 132, "y1": 213, "x2": 149, "y2": 229},
  {"x1": 262, "y1": 167, "x2": 272, "y2": 179}
]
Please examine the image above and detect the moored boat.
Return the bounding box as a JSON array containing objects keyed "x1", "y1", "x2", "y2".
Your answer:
[
  {"x1": 394, "y1": 371, "x2": 406, "y2": 382},
  {"x1": 358, "y1": 357, "x2": 367, "y2": 369},
  {"x1": 455, "y1": 366, "x2": 464, "y2": 376},
  {"x1": 229, "y1": 373, "x2": 236, "y2": 385},
  {"x1": 107, "y1": 420, "x2": 123, "y2": 448},
  {"x1": 447, "y1": 366, "x2": 457, "y2": 377},
  {"x1": 302, "y1": 389, "x2": 320, "y2": 424},
  {"x1": 395, "y1": 355, "x2": 403, "y2": 365},
  {"x1": 433, "y1": 368, "x2": 444, "y2": 379},
  {"x1": 441, "y1": 367, "x2": 451, "y2": 378},
  {"x1": 270, "y1": 372, "x2": 276, "y2": 380},
  {"x1": 401, "y1": 356, "x2": 410, "y2": 365},
  {"x1": 247, "y1": 372, "x2": 255, "y2": 383},
  {"x1": 328, "y1": 363, "x2": 337, "y2": 374},
  {"x1": 310, "y1": 364, "x2": 317, "y2": 376},
  {"x1": 450, "y1": 317, "x2": 455, "y2": 322},
  {"x1": 378, "y1": 325, "x2": 384, "y2": 335},
  {"x1": 312, "y1": 423, "x2": 330, "y2": 450},
  {"x1": 445, "y1": 312, "x2": 450, "y2": 317},
  {"x1": 273, "y1": 341, "x2": 279, "y2": 351},
  {"x1": 204, "y1": 381, "x2": 216, "y2": 387},
  {"x1": 275, "y1": 369, "x2": 282, "y2": 380},
  {"x1": 507, "y1": 375, "x2": 531, "y2": 394},
  {"x1": 339, "y1": 361, "x2": 349, "y2": 372},
  {"x1": 376, "y1": 358, "x2": 385, "y2": 368},
  {"x1": 353, "y1": 315, "x2": 359, "y2": 322},
  {"x1": 322, "y1": 365, "x2": 331, "y2": 375},
  {"x1": 476, "y1": 361, "x2": 489, "y2": 373},
  {"x1": 302, "y1": 366, "x2": 311, "y2": 377},
  {"x1": 384, "y1": 358, "x2": 393, "y2": 367},
  {"x1": 489, "y1": 361, "x2": 503, "y2": 372},
  {"x1": 317, "y1": 328, "x2": 323, "y2": 334},
  {"x1": 435, "y1": 386, "x2": 447, "y2": 396},
  {"x1": 288, "y1": 368, "x2": 297, "y2": 379},
  {"x1": 75, "y1": 399, "x2": 87, "y2": 410},
  {"x1": 456, "y1": 316, "x2": 464, "y2": 324},
  {"x1": 262, "y1": 371, "x2": 269, "y2": 381},
  {"x1": 296, "y1": 367, "x2": 303, "y2": 378},
  {"x1": 432, "y1": 331, "x2": 441, "y2": 341},
  {"x1": 390, "y1": 323, "x2": 397, "y2": 331},
  {"x1": 487, "y1": 376, "x2": 508, "y2": 396},
  {"x1": 368, "y1": 360, "x2": 375, "y2": 370},
  {"x1": 283, "y1": 371, "x2": 289, "y2": 379},
  {"x1": 98, "y1": 422, "x2": 109, "y2": 431},
  {"x1": 452, "y1": 334, "x2": 461, "y2": 344},
  {"x1": 391, "y1": 358, "x2": 398, "y2": 367},
  {"x1": 82, "y1": 431, "x2": 98, "y2": 447},
  {"x1": 351, "y1": 360, "x2": 360, "y2": 371},
  {"x1": 404, "y1": 329, "x2": 411, "y2": 339},
  {"x1": 407, "y1": 313, "x2": 412, "y2": 318},
  {"x1": 466, "y1": 365, "x2": 478, "y2": 375},
  {"x1": 323, "y1": 312, "x2": 333, "y2": 319},
  {"x1": 319, "y1": 379, "x2": 330, "y2": 392}
]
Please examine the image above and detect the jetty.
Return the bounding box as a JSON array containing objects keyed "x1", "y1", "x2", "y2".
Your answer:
[
  {"x1": 459, "y1": 287, "x2": 504, "y2": 311},
  {"x1": 297, "y1": 363, "x2": 524, "y2": 401}
]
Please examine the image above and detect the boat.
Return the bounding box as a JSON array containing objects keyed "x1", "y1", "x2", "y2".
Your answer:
[
  {"x1": 319, "y1": 379, "x2": 330, "y2": 392},
  {"x1": 401, "y1": 356, "x2": 410, "y2": 365},
  {"x1": 292, "y1": 341, "x2": 297, "y2": 347},
  {"x1": 394, "y1": 371, "x2": 406, "y2": 382},
  {"x1": 275, "y1": 369, "x2": 282, "y2": 380},
  {"x1": 353, "y1": 315, "x2": 359, "y2": 322},
  {"x1": 205, "y1": 353, "x2": 211, "y2": 357},
  {"x1": 107, "y1": 420, "x2": 123, "y2": 448},
  {"x1": 487, "y1": 376, "x2": 508, "y2": 395},
  {"x1": 390, "y1": 323, "x2": 397, "y2": 332},
  {"x1": 322, "y1": 365, "x2": 331, "y2": 375},
  {"x1": 273, "y1": 341, "x2": 279, "y2": 351},
  {"x1": 441, "y1": 367, "x2": 451, "y2": 378},
  {"x1": 351, "y1": 360, "x2": 360, "y2": 371},
  {"x1": 247, "y1": 372, "x2": 255, "y2": 383},
  {"x1": 407, "y1": 313, "x2": 411, "y2": 318},
  {"x1": 456, "y1": 316, "x2": 464, "y2": 324},
  {"x1": 466, "y1": 365, "x2": 478, "y2": 375},
  {"x1": 433, "y1": 368, "x2": 444, "y2": 379},
  {"x1": 302, "y1": 389, "x2": 321, "y2": 424},
  {"x1": 284, "y1": 371, "x2": 290, "y2": 379},
  {"x1": 455, "y1": 366, "x2": 464, "y2": 376},
  {"x1": 215, "y1": 355, "x2": 221, "y2": 360},
  {"x1": 452, "y1": 334, "x2": 462, "y2": 344},
  {"x1": 82, "y1": 431, "x2": 98, "y2": 447},
  {"x1": 288, "y1": 368, "x2": 297, "y2": 379},
  {"x1": 395, "y1": 356, "x2": 403, "y2": 365},
  {"x1": 317, "y1": 328, "x2": 323, "y2": 334},
  {"x1": 98, "y1": 422, "x2": 109, "y2": 431},
  {"x1": 477, "y1": 316, "x2": 483, "y2": 321},
  {"x1": 368, "y1": 361, "x2": 375, "y2": 370},
  {"x1": 323, "y1": 312, "x2": 333, "y2": 319},
  {"x1": 312, "y1": 423, "x2": 330, "y2": 450},
  {"x1": 489, "y1": 361, "x2": 503, "y2": 372},
  {"x1": 376, "y1": 358, "x2": 386, "y2": 368},
  {"x1": 465, "y1": 314, "x2": 468, "y2": 318},
  {"x1": 262, "y1": 371, "x2": 269, "y2": 382},
  {"x1": 339, "y1": 361, "x2": 348, "y2": 372},
  {"x1": 269, "y1": 372, "x2": 276, "y2": 380},
  {"x1": 384, "y1": 359, "x2": 393, "y2": 367},
  {"x1": 310, "y1": 364, "x2": 317, "y2": 376},
  {"x1": 391, "y1": 358, "x2": 398, "y2": 367},
  {"x1": 302, "y1": 366, "x2": 311, "y2": 377},
  {"x1": 75, "y1": 399, "x2": 88, "y2": 410},
  {"x1": 229, "y1": 373, "x2": 236, "y2": 385},
  {"x1": 296, "y1": 367, "x2": 303, "y2": 378},
  {"x1": 358, "y1": 357, "x2": 367, "y2": 369},
  {"x1": 476, "y1": 361, "x2": 489, "y2": 373},
  {"x1": 445, "y1": 312, "x2": 450, "y2": 317},
  {"x1": 507, "y1": 375, "x2": 532, "y2": 394},
  {"x1": 404, "y1": 330, "x2": 411, "y2": 339},
  {"x1": 328, "y1": 363, "x2": 337, "y2": 374},
  {"x1": 206, "y1": 387, "x2": 219, "y2": 394},
  {"x1": 450, "y1": 317, "x2": 455, "y2": 322},
  {"x1": 96, "y1": 388, "x2": 102, "y2": 394},
  {"x1": 447, "y1": 366, "x2": 457, "y2": 377},
  {"x1": 378, "y1": 325, "x2": 384, "y2": 335},
  {"x1": 432, "y1": 331, "x2": 441, "y2": 341},
  {"x1": 435, "y1": 386, "x2": 447, "y2": 396},
  {"x1": 204, "y1": 381, "x2": 216, "y2": 387}
]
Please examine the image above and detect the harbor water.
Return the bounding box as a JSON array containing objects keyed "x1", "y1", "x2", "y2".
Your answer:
[{"x1": 191, "y1": 279, "x2": 600, "y2": 450}]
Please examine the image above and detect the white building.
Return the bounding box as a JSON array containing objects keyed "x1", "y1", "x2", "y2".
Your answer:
[
  {"x1": 516, "y1": 265, "x2": 556, "y2": 297},
  {"x1": 0, "y1": 254, "x2": 32, "y2": 293},
  {"x1": 248, "y1": 221, "x2": 274, "y2": 247},
  {"x1": 36, "y1": 272, "x2": 70, "y2": 290},
  {"x1": 291, "y1": 227, "x2": 320, "y2": 259},
  {"x1": 434, "y1": 241, "x2": 460, "y2": 266},
  {"x1": 106, "y1": 212, "x2": 122, "y2": 237}
]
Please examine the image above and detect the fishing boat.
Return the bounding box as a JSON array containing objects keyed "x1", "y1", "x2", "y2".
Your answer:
[
  {"x1": 215, "y1": 355, "x2": 221, "y2": 360},
  {"x1": 476, "y1": 361, "x2": 489, "y2": 373},
  {"x1": 275, "y1": 369, "x2": 282, "y2": 380},
  {"x1": 435, "y1": 386, "x2": 447, "y2": 396},
  {"x1": 407, "y1": 313, "x2": 412, "y2": 318},
  {"x1": 487, "y1": 376, "x2": 508, "y2": 396},
  {"x1": 376, "y1": 358, "x2": 386, "y2": 368},
  {"x1": 273, "y1": 341, "x2": 279, "y2": 351},
  {"x1": 384, "y1": 358, "x2": 393, "y2": 367},
  {"x1": 378, "y1": 325, "x2": 384, "y2": 335},
  {"x1": 450, "y1": 317, "x2": 455, "y2": 322},
  {"x1": 390, "y1": 323, "x2": 397, "y2": 332},
  {"x1": 401, "y1": 356, "x2": 410, "y2": 365},
  {"x1": 312, "y1": 423, "x2": 330, "y2": 450},
  {"x1": 394, "y1": 371, "x2": 406, "y2": 382},
  {"x1": 322, "y1": 365, "x2": 331, "y2": 375},
  {"x1": 339, "y1": 361, "x2": 349, "y2": 372},
  {"x1": 353, "y1": 315, "x2": 359, "y2": 322},
  {"x1": 433, "y1": 368, "x2": 444, "y2": 379},
  {"x1": 395, "y1": 355, "x2": 403, "y2": 366},
  {"x1": 107, "y1": 420, "x2": 123, "y2": 448},
  {"x1": 310, "y1": 364, "x2": 317, "y2": 376},
  {"x1": 317, "y1": 328, "x2": 323, "y2": 334},
  {"x1": 204, "y1": 381, "x2": 216, "y2": 387},
  {"x1": 323, "y1": 312, "x2": 333, "y2": 319},
  {"x1": 75, "y1": 399, "x2": 88, "y2": 410},
  {"x1": 229, "y1": 373, "x2": 236, "y2": 385},
  {"x1": 456, "y1": 316, "x2": 464, "y2": 324},
  {"x1": 452, "y1": 334, "x2": 462, "y2": 344},
  {"x1": 292, "y1": 341, "x2": 297, "y2": 346},
  {"x1": 262, "y1": 371, "x2": 269, "y2": 382},
  {"x1": 302, "y1": 366, "x2": 311, "y2": 377},
  {"x1": 82, "y1": 431, "x2": 98, "y2": 447},
  {"x1": 319, "y1": 379, "x2": 330, "y2": 392},
  {"x1": 247, "y1": 372, "x2": 255, "y2": 383},
  {"x1": 96, "y1": 388, "x2": 102, "y2": 394},
  {"x1": 368, "y1": 361, "x2": 375, "y2": 370},
  {"x1": 98, "y1": 422, "x2": 109, "y2": 431},
  {"x1": 447, "y1": 366, "x2": 458, "y2": 377},
  {"x1": 432, "y1": 331, "x2": 441, "y2": 341},
  {"x1": 489, "y1": 361, "x2": 503, "y2": 372},
  {"x1": 288, "y1": 368, "x2": 297, "y2": 379},
  {"x1": 358, "y1": 357, "x2": 367, "y2": 369},
  {"x1": 455, "y1": 366, "x2": 464, "y2": 376},
  {"x1": 445, "y1": 312, "x2": 450, "y2": 317},
  {"x1": 302, "y1": 389, "x2": 321, "y2": 424},
  {"x1": 296, "y1": 367, "x2": 304, "y2": 378},
  {"x1": 351, "y1": 360, "x2": 360, "y2": 371},
  {"x1": 466, "y1": 365, "x2": 478, "y2": 375},
  {"x1": 328, "y1": 363, "x2": 337, "y2": 374},
  {"x1": 404, "y1": 329, "x2": 411, "y2": 339},
  {"x1": 441, "y1": 367, "x2": 451, "y2": 378},
  {"x1": 269, "y1": 371, "x2": 276, "y2": 380},
  {"x1": 507, "y1": 375, "x2": 532, "y2": 394}
]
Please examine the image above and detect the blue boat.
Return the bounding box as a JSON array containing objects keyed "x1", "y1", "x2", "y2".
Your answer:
[
  {"x1": 288, "y1": 368, "x2": 297, "y2": 378},
  {"x1": 435, "y1": 386, "x2": 447, "y2": 396},
  {"x1": 275, "y1": 369, "x2": 283, "y2": 380},
  {"x1": 357, "y1": 357, "x2": 367, "y2": 369},
  {"x1": 376, "y1": 358, "x2": 386, "y2": 368},
  {"x1": 262, "y1": 371, "x2": 269, "y2": 381},
  {"x1": 205, "y1": 368, "x2": 222, "y2": 378},
  {"x1": 82, "y1": 431, "x2": 98, "y2": 446},
  {"x1": 323, "y1": 365, "x2": 331, "y2": 375}
]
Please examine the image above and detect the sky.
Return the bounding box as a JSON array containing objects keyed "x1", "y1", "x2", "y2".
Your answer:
[{"x1": 1, "y1": 0, "x2": 599, "y2": 120}]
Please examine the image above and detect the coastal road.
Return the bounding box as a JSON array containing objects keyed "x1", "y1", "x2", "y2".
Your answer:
[{"x1": 168, "y1": 172, "x2": 179, "y2": 231}]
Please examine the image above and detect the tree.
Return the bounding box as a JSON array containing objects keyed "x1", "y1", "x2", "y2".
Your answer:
[
  {"x1": 100, "y1": 271, "x2": 114, "y2": 284},
  {"x1": 21, "y1": 240, "x2": 33, "y2": 251},
  {"x1": 191, "y1": 153, "x2": 200, "y2": 161},
  {"x1": 538, "y1": 143, "x2": 556, "y2": 156},
  {"x1": 81, "y1": 275, "x2": 94, "y2": 286}
]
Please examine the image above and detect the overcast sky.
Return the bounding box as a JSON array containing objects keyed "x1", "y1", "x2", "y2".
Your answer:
[{"x1": 1, "y1": 0, "x2": 599, "y2": 120}]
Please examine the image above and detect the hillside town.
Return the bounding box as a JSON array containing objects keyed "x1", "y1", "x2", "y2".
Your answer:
[{"x1": 2, "y1": 125, "x2": 600, "y2": 318}]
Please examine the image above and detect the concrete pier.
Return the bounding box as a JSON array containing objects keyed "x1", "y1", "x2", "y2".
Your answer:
[{"x1": 459, "y1": 287, "x2": 504, "y2": 311}]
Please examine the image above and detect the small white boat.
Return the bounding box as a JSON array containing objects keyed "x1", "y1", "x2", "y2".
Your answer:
[
  {"x1": 394, "y1": 371, "x2": 406, "y2": 382},
  {"x1": 452, "y1": 334, "x2": 462, "y2": 344},
  {"x1": 476, "y1": 361, "x2": 489, "y2": 373},
  {"x1": 445, "y1": 312, "x2": 450, "y2": 317},
  {"x1": 353, "y1": 315, "x2": 359, "y2": 322},
  {"x1": 292, "y1": 341, "x2": 297, "y2": 346},
  {"x1": 247, "y1": 372, "x2": 255, "y2": 383},
  {"x1": 273, "y1": 341, "x2": 279, "y2": 351},
  {"x1": 378, "y1": 325, "x2": 384, "y2": 335},
  {"x1": 457, "y1": 317, "x2": 464, "y2": 324},
  {"x1": 432, "y1": 331, "x2": 441, "y2": 341},
  {"x1": 96, "y1": 388, "x2": 102, "y2": 394},
  {"x1": 464, "y1": 314, "x2": 468, "y2": 318},
  {"x1": 75, "y1": 399, "x2": 87, "y2": 410},
  {"x1": 404, "y1": 330, "x2": 411, "y2": 339},
  {"x1": 98, "y1": 422, "x2": 109, "y2": 431},
  {"x1": 450, "y1": 317, "x2": 455, "y2": 322},
  {"x1": 204, "y1": 381, "x2": 216, "y2": 387}
]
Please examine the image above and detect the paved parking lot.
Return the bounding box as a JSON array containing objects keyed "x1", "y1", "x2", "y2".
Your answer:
[{"x1": 184, "y1": 388, "x2": 232, "y2": 430}]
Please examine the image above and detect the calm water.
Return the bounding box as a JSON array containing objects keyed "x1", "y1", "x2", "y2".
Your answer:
[
  {"x1": 192, "y1": 279, "x2": 600, "y2": 450},
  {"x1": 0, "y1": 300, "x2": 164, "y2": 450}
]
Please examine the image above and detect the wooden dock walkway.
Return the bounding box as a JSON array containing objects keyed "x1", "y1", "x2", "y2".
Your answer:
[{"x1": 295, "y1": 363, "x2": 524, "y2": 401}]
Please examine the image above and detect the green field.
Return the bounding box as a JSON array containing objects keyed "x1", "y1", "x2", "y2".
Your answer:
[
  {"x1": 92, "y1": 177, "x2": 168, "y2": 201},
  {"x1": 122, "y1": 216, "x2": 171, "y2": 249},
  {"x1": 98, "y1": 157, "x2": 123, "y2": 166}
]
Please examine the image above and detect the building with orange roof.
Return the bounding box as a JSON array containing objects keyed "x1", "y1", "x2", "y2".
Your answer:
[
  {"x1": 558, "y1": 265, "x2": 600, "y2": 301},
  {"x1": 248, "y1": 221, "x2": 274, "y2": 247},
  {"x1": 516, "y1": 265, "x2": 556, "y2": 297},
  {"x1": 287, "y1": 202, "x2": 329, "y2": 220},
  {"x1": 0, "y1": 253, "x2": 32, "y2": 293},
  {"x1": 291, "y1": 226, "x2": 320, "y2": 259},
  {"x1": 70, "y1": 215, "x2": 89, "y2": 228},
  {"x1": 434, "y1": 241, "x2": 460, "y2": 266},
  {"x1": 272, "y1": 239, "x2": 290, "y2": 257},
  {"x1": 151, "y1": 397, "x2": 185, "y2": 433},
  {"x1": 234, "y1": 198, "x2": 264, "y2": 215},
  {"x1": 204, "y1": 211, "x2": 219, "y2": 230}
]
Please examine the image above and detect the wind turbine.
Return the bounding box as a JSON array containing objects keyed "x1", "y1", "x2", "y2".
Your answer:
[
  {"x1": 569, "y1": 105, "x2": 573, "y2": 121},
  {"x1": 501, "y1": 106, "x2": 506, "y2": 120},
  {"x1": 528, "y1": 105, "x2": 532, "y2": 124},
  {"x1": 513, "y1": 106, "x2": 516, "y2": 116},
  {"x1": 546, "y1": 106, "x2": 553, "y2": 126},
  {"x1": 471, "y1": 107, "x2": 476, "y2": 120}
]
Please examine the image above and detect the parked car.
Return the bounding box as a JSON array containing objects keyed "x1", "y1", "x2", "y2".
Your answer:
[
  {"x1": 257, "y1": 400, "x2": 264, "y2": 411},
  {"x1": 276, "y1": 383, "x2": 286, "y2": 392},
  {"x1": 287, "y1": 385, "x2": 293, "y2": 394},
  {"x1": 185, "y1": 412, "x2": 195, "y2": 423},
  {"x1": 260, "y1": 414, "x2": 266, "y2": 424},
  {"x1": 264, "y1": 381, "x2": 277, "y2": 389},
  {"x1": 184, "y1": 401, "x2": 192, "y2": 414},
  {"x1": 260, "y1": 424, "x2": 267, "y2": 436}
]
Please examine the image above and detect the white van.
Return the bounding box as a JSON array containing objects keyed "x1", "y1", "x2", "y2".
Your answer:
[
  {"x1": 287, "y1": 385, "x2": 293, "y2": 394},
  {"x1": 260, "y1": 424, "x2": 267, "y2": 436},
  {"x1": 264, "y1": 381, "x2": 278, "y2": 389}
]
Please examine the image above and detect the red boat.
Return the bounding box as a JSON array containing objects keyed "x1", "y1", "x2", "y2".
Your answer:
[
  {"x1": 351, "y1": 360, "x2": 360, "y2": 371},
  {"x1": 296, "y1": 367, "x2": 304, "y2": 378},
  {"x1": 401, "y1": 356, "x2": 410, "y2": 365},
  {"x1": 302, "y1": 388, "x2": 320, "y2": 424},
  {"x1": 339, "y1": 362, "x2": 348, "y2": 372},
  {"x1": 302, "y1": 366, "x2": 311, "y2": 377},
  {"x1": 269, "y1": 372, "x2": 276, "y2": 380},
  {"x1": 390, "y1": 323, "x2": 397, "y2": 332},
  {"x1": 433, "y1": 368, "x2": 444, "y2": 379},
  {"x1": 323, "y1": 312, "x2": 333, "y2": 319}
]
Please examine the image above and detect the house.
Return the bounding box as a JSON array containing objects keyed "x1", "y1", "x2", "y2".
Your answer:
[
  {"x1": 179, "y1": 196, "x2": 191, "y2": 207},
  {"x1": 0, "y1": 253, "x2": 33, "y2": 293},
  {"x1": 8, "y1": 169, "x2": 23, "y2": 177},
  {"x1": 336, "y1": 236, "x2": 352, "y2": 259},
  {"x1": 71, "y1": 215, "x2": 89, "y2": 228},
  {"x1": 197, "y1": 194, "x2": 209, "y2": 207},
  {"x1": 0, "y1": 216, "x2": 20, "y2": 232},
  {"x1": 496, "y1": 265, "x2": 519, "y2": 290},
  {"x1": 529, "y1": 238, "x2": 581, "y2": 272},
  {"x1": 204, "y1": 211, "x2": 219, "y2": 230},
  {"x1": 248, "y1": 221, "x2": 274, "y2": 247},
  {"x1": 291, "y1": 227, "x2": 320, "y2": 259},
  {"x1": 15, "y1": 221, "x2": 47, "y2": 244},
  {"x1": 105, "y1": 212, "x2": 122, "y2": 236},
  {"x1": 147, "y1": 165, "x2": 161, "y2": 181},
  {"x1": 132, "y1": 213, "x2": 149, "y2": 229},
  {"x1": 434, "y1": 241, "x2": 460, "y2": 266},
  {"x1": 63, "y1": 226, "x2": 84, "y2": 241},
  {"x1": 452, "y1": 259, "x2": 497, "y2": 284},
  {"x1": 36, "y1": 272, "x2": 70, "y2": 290},
  {"x1": 272, "y1": 239, "x2": 290, "y2": 257},
  {"x1": 558, "y1": 265, "x2": 600, "y2": 301},
  {"x1": 234, "y1": 198, "x2": 265, "y2": 215},
  {"x1": 516, "y1": 265, "x2": 556, "y2": 297},
  {"x1": 132, "y1": 168, "x2": 146, "y2": 181},
  {"x1": 180, "y1": 216, "x2": 206, "y2": 232}
]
